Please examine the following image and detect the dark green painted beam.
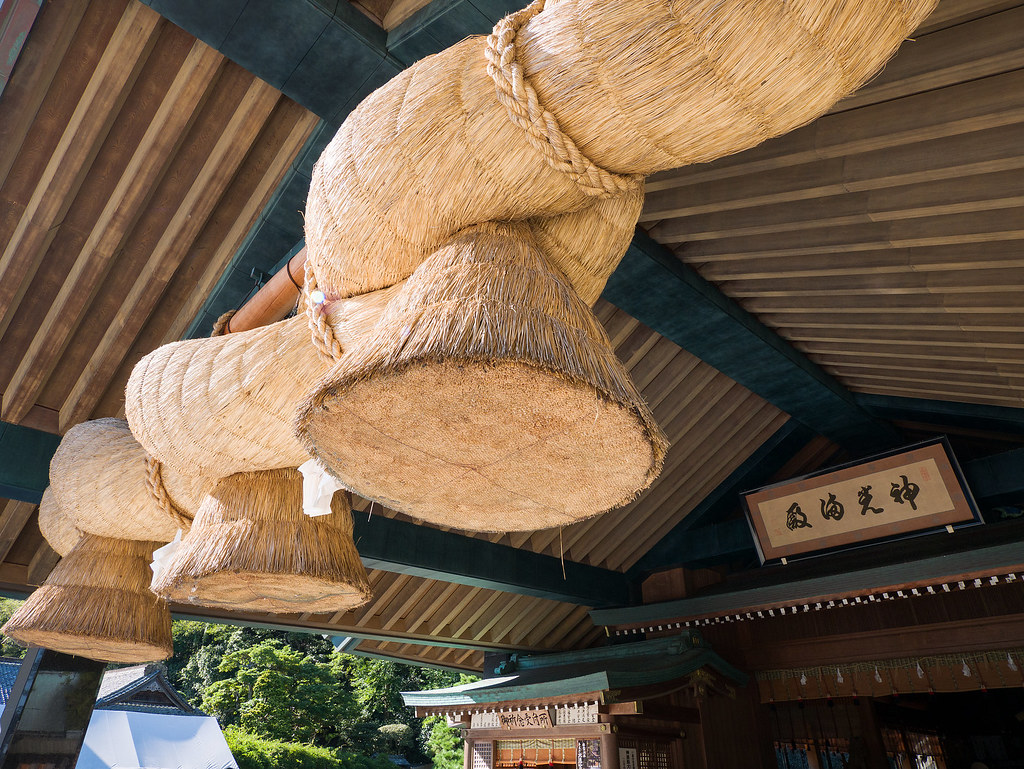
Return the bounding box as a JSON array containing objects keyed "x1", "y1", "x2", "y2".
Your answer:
[
  {"x1": 859, "y1": 393, "x2": 1024, "y2": 439},
  {"x1": 607, "y1": 232, "x2": 902, "y2": 454},
  {"x1": 965, "y1": 448, "x2": 1024, "y2": 503},
  {"x1": 352, "y1": 514, "x2": 633, "y2": 607},
  {"x1": 0, "y1": 421, "x2": 60, "y2": 503},
  {"x1": 627, "y1": 420, "x2": 815, "y2": 577},
  {"x1": 592, "y1": 535, "x2": 1024, "y2": 628}
]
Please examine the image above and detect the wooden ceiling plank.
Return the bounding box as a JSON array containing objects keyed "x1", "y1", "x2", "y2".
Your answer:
[
  {"x1": 797, "y1": 340, "x2": 1024, "y2": 365},
  {"x1": 723, "y1": 267, "x2": 1024, "y2": 296},
  {"x1": 407, "y1": 581, "x2": 464, "y2": 635},
  {"x1": 846, "y1": 380, "x2": 1024, "y2": 406},
  {"x1": 26, "y1": 541, "x2": 60, "y2": 586},
  {"x1": 0, "y1": 0, "x2": 91, "y2": 187},
  {"x1": 779, "y1": 326, "x2": 1024, "y2": 349},
  {"x1": 645, "y1": 67, "x2": 1024, "y2": 194},
  {"x1": 916, "y1": 0, "x2": 1023, "y2": 35},
  {"x1": 744, "y1": 291, "x2": 1024, "y2": 313},
  {"x1": 487, "y1": 597, "x2": 547, "y2": 646},
  {"x1": 380, "y1": 579, "x2": 438, "y2": 632},
  {"x1": 0, "y1": 499, "x2": 37, "y2": 563},
  {"x1": 683, "y1": 207, "x2": 1024, "y2": 261},
  {"x1": 620, "y1": 409, "x2": 791, "y2": 571},
  {"x1": 841, "y1": 372, "x2": 1024, "y2": 398},
  {"x1": 821, "y1": 359, "x2": 1024, "y2": 378},
  {"x1": 1, "y1": 41, "x2": 224, "y2": 423},
  {"x1": 836, "y1": 5, "x2": 1024, "y2": 112},
  {"x1": 561, "y1": 377, "x2": 748, "y2": 559},
  {"x1": 587, "y1": 398, "x2": 781, "y2": 570},
  {"x1": 57, "y1": 78, "x2": 284, "y2": 431},
  {"x1": 761, "y1": 312, "x2": 1024, "y2": 334},
  {"x1": 659, "y1": 169, "x2": 1024, "y2": 247},
  {"x1": 84, "y1": 102, "x2": 317, "y2": 422},
  {"x1": 469, "y1": 592, "x2": 526, "y2": 642},
  {"x1": 520, "y1": 604, "x2": 588, "y2": 649},
  {"x1": 450, "y1": 590, "x2": 504, "y2": 639},
  {"x1": 427, "y1": 586, "x2": 483, "y2": 637},
  {"x1": 0, "y1": 2, "x2": 161, "y2": 342}
]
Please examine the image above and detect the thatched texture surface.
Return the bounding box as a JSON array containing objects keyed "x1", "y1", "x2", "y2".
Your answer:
[
  {"x1": 304, "y1": 0, "x2": 935, "y2": 302},
  {"x1": 2, "y1": 534, "x2": 171, "y2": 663},
  {"x1": 38, "y1": 488, "x2": 82, "y2": 558},
  {"x1": 297, "y1": 221, "x2": 667, "y2": 532},
  {"x1": 50, "y1": 418, "x2": 206, "y2": 542},
  {"x1": 151, "y1": 469, "x2": 372, "y2": 613}
]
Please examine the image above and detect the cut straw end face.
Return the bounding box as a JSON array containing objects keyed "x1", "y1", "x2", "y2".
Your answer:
[
  {"x1": 295, "y1": 220, "x2": 667, "y2": 532},
  {"x1": 298, "y1": 358, "x2": 662, "y2": 531}
]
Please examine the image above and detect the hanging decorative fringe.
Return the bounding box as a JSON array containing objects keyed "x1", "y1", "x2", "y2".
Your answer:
[
  {"x1": 2, "y1": 534, "x2": 171, "y2": 664},
  {"x1": 296, "y1": 221, "x2": 667, "y2": 532},
  {"x1": 150, "y1": 468, "x2": 372, "y2": 613}
]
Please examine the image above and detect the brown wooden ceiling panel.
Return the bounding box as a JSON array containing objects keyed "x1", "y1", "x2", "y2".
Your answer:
[
  {"x1": 0, "y1": 0, "x2": 317, "y2": 434},
  {"x1": 644, "y1": 0, "x2": 1024, "y2": 416}
]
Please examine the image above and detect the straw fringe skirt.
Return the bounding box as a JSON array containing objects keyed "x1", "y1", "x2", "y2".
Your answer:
[
  {"x1": 3, "y1": 535, "x2": 171, "y2": 664},
  {"x1": 151, "y1": 468, "x2": 372, "y2": 614}
]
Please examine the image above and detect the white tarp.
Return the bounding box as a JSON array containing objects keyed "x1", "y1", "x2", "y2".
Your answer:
[{"x1": 76, "y1": 709, "x2": 238, "y2": 769}]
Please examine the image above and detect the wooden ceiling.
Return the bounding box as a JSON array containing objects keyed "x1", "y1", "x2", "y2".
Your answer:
[
  {"x1": 0, "y1": 0, "x2": 1022, "y2": 673},
  {"x1": 643, "y1": 0, "x2": 1024, "y2": 411}
]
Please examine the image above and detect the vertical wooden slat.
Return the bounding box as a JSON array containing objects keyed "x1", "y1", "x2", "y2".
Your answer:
[
  {"x1": 2, "y1": 41, "x2": 224, "y2": 422},
  {"x1": 0, "y1": 2, "x2": 161, "y2": 340}
]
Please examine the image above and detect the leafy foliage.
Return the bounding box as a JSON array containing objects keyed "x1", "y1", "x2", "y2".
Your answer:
[
  {"x1": 0, "y1": 599, "x2": 26, "y2": 658},
  {"x1": 224, "y1": 727, "x2": 400, "y2": 769},
  {"x1": 422, "y1": 716, "x2": 464, "y2": 769},
  {"x1": 165, "y1": 619, "x2": 475, "y2": 768}
]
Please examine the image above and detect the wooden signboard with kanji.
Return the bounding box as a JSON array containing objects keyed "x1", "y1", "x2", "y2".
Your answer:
[{"x1": 742, "y1": 438, "x2": 980, "y2": 563}]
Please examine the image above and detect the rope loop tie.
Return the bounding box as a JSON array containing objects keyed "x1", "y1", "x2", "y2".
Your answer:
[
  {"x1": 485, "y1": 0, "x2": 642, "y2": 199},
  {"x1": 304, "y1": 267, "x2": 345, "y2": 363},
  {"x1": 144, "y1": 456, "x2": 193, "y2": 530}
]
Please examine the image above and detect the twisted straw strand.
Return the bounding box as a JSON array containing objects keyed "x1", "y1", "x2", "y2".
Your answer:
[
  {"x1": 144, "y1": 457, "x2": 192, "y2": 530},
  {"x1": 486, "y1": 0, "x2": 642, "y2": 198},
  {"x1": 304, "y1": 268, "x2": 345, "y2": 363}
]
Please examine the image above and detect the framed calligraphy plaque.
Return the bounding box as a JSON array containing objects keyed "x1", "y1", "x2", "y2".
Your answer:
[{"x1": 742, "y1": 438, "x2": 981, "y2": 564}]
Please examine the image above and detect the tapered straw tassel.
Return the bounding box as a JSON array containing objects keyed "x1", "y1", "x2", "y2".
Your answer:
[
  {"x1": 2, "y1": 534, "x2": 171, "y2": 664},
  {"x1": 296, "y1": 221, "x2": 668, "y2": 533},
  {"x1": 151, "y1": 469, "x2": 372, "y2": 614}
]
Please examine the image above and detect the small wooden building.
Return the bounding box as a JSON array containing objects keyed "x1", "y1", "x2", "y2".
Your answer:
[{"x1": 402, "y1": 634, "x2": 761, "y2": 769}]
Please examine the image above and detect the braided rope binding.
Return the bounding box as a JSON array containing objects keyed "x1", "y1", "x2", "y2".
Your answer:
[
  {"x1": 304, "y1": 267, "x2": 345, "y2": 363},
  {"x1": 485, "y1": 0, "x2": 642, "y2": 198},
  {"x1": 144, "y1": 456, "x2": 193, "y2": 530},
  {"x1": 210, "y1": 309, "x2": 236, "y2": 337}
]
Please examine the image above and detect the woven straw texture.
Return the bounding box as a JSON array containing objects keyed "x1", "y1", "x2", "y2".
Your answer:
[
  {"x1": 2, "y1": 534, "x2": 171, "y2": 664},
  {"x1": 124, "y1": 285, "x2": 405, "y2": 477},
  {"x1": 49, "y1": 418, "x2": 206, "y2": 543},
  {"x1": 151, "y1": 468, "x2": 372, "y2": 614},
  {"x1": 304, "y1": 0, "x2": 934, "y2": 302},
  {"x1": 297, "y1": 221, "x2": 668, "y2": 532},
  {"x1": 38, "y1": 487, "x2": 82, "y2": 557}
]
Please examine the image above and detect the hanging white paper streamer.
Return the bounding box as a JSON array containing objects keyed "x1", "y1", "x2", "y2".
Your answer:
[
  {"x1": 299, "y1": 458, "x2": 346, "y2": 517},
  {"x1": 150, "y1": 529, "x2": 183, "y2": 585}
]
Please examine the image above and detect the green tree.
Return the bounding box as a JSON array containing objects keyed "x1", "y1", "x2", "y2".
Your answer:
[
  {"x1": 422, "y1": 715, "x2": 464, "y2": 769},
  {"x1": 0, "y1": 599, "x2": 26, "y2": 658},
  {"x1": 202, "y1": 639, "x2": 357, "y2": 746}
]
